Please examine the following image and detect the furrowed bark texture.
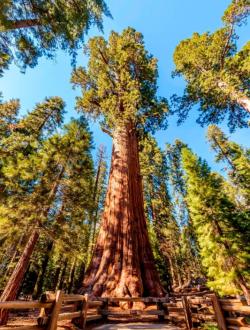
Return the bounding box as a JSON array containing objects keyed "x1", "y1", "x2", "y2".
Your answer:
[{"x1": 83, "y1": 123, "x2": 165, "y2": 298}]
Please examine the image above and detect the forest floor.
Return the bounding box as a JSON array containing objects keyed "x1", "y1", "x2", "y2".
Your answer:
[
  {"x1": 1, "y1": 305, "x2": 183, "y2": 329},
  {"x1": 1, "y1": 317, "x2": 182, "y2": 330},
  {"x1": 88, "y1": 323, "x2": 181, "y2": 329}
]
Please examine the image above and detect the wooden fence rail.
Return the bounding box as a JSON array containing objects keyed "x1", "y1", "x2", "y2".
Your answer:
[
  {"x1": 0, "y1": 291, "x2": 103, "y2": 330},
  {"x1": 0, "y1": 291, "x2": 250, "y2": 330}
]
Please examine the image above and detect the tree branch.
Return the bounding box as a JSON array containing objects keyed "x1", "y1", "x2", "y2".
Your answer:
[
  {"x1": 101, "y1": 126, "x2": 113, "y2": 137},
  {"x1": 220, "y1": 24, "x2": 234, "y2": 69},
  {"x1": 1, "y1": 19, "x2": 40, "y2": 31},
  {"x1": 98, "y1": 48, "x2": 117, "y2": 89}
]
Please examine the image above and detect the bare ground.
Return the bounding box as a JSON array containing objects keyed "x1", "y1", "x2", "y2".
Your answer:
[{"x1": 88, "y1": 323, "x2": 180, "y2": 329}]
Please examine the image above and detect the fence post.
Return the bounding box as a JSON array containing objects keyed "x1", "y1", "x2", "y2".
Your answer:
[
  {"x1": 102, "y1": 298, "x2": 108, "y2": 322},
  {"x1": 47, "y1": 290, "x2": 63, "y2": 330},
  {"x1": 156, "y1": 301, "x2": 165, "y2": 321},
  {"x1": 182, "y1": 296, "x2": 193, "y2": 330},
  {"x1": 78, "y1": 294, "x2": 89, "y2": 330},
  {"x1": 210, "y1": 293, "x2": 227, "y2": 330}
]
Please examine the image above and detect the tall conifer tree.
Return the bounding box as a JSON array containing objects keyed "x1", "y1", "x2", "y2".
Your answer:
[
  {"x1": 182, "y1": 148, "x2": 250, "y2": 303},
  {"x1": 207, "y1": 125, "x2": 250, "y2": 206},
  {"x1": 172, "y1": 0, "x2": 250, "y2": 130},
  {"x1": 71, "y1": 28, "x2": 168, "y2": 299}
]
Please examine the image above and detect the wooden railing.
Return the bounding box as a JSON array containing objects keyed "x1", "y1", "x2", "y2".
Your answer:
[
  {"x1": 0, "y1": 291, "x2": 250, "y2": 330},
  {"x1": 166, "y1": 292, "x2": 250, "y2": 330},
  {"x1": 0, "y1": 291, "x2": 103, "y2": 330}
]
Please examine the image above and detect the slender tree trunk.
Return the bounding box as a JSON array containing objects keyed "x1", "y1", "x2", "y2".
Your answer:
[
  {"x1": 165, "y1": 252, "x2": 176, "y2": 289},
  {"x1": 67, "y1": 259, "x2": 76, "y2": 293},
  {"x1": 74, "y1": 262, "x2": 85, "y2": 292},
  {"x1": 0, "y1": 230, "x2": 39, "y2": 325},
  {"x1": 57, "y1": 259, "x2": 68, "y2": 290},
  {"x1": 83, "y1": 123, "x2": 165, "y2": 299},
  {"x1": 33, "y1": 240, "x2": 54, "y2": 299},
  {"x1": 6, "y1": 228, "x2": 29, "y2": 277},
  {"x1": 52, "y1": 265, "x2": 61, "y2": 291},
  {"x1": 238, "y1": 278, "x2": 250, "y2": 305},
  {"x1": 89, "y1": 145, "x2": 106, "y2": 256}
]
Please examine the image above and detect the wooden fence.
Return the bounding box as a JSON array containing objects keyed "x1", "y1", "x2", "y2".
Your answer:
[{"x1": 0, "y1": 291, "x2": 250, "y2": 330}]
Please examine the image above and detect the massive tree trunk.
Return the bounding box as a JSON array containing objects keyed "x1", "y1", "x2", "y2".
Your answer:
[{"x1": 82, "y1": 123, "x2": 165, "y2": 299}]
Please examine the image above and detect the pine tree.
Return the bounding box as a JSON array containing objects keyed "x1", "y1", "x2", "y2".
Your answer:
[
  {"x1": 0, "y1": 99, "x2": 65, "y2": 323},
  {"x1": 0, "y1": 117, "x2": 95, "y2": 306},
  {"x1": 0, "y1": 0, "x2": 110, "y2": 73},
  {"x1": 166, "y1": 140, "x2": 202, "y2": 290},
  {"x1": 181, "y1": 147, "x2": 250, "y2": 303},
  {"x1": 139, "y1": 135, "x2": 172, "y2": 291},
  {"x1": 0, "y1": 110, "x2": 97, "y2": 324},
  {"x1": 87, "y1": 145, "x2": 107, "y2": 260},
  {"x1": 207, "y1": 125, "x2": 250, "y2": 206},
  {"x1": 172, "y1": 1, "x2": 250, "y2": 131},
  {"x1": 71, "y1": 27, "x2": 168, "y2": 299}
]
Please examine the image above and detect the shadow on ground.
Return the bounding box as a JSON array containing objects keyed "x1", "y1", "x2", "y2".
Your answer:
[{"x1": 90, "y1": 323, "x2": 180, "y2": 329}]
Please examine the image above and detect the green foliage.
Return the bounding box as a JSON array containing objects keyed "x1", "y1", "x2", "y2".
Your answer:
[
  {"x1": 0, "y1": 0, "x2": 110, "y2": 73},
  {"x1": 0, "y1": 97, "x2": 20, "y2": 138},
  {"x1": 201, "y1": 324, "x2": 219, "y2": 330},
  {"x1": 182, "y1": 147, "x2": 250, "y2": 296},
  {"x1": 172, "y1": 2, "x2": 250, "y2": 131},
  {"x1": 140, "y1": 135, "x2": 202, "y2": 290},
  {"x1": 139, "y1": 135, "x2": 172, "y2": 289},
  {"x1": 0, "y1": 97, "x2": 106, "y2": 294},
  {"x1": 71, "y1": 27, "x2": 168, "y2": 134},
  {"x1": 165, "y1": 140, "x2": 202, "y2": 287},
  {"x1": 207, "y1": 125, "x2": 250, "y2": 205},
  {"x1": 222, "y1": 0, "x2": 250, "y2": 25}
]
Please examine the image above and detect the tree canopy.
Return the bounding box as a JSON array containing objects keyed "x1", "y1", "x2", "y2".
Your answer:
[
  {"x1": 0, "y1": 0, "x2": 110, "y2": 74},
  {"x1": 172, "y1": 0, "x2": 250, "y2": 131},
  {"x1": 71, "y1": 27, "x2": 168, "y2": 135}
]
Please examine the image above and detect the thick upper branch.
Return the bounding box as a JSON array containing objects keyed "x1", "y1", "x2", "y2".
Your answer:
[{"x1": 1, "y1": 19, "x2": 40, "y2": 31}]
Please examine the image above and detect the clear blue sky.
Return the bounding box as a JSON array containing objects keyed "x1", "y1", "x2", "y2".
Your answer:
[{"x1": 0, "y1": 0, "x2": 249, "y2": 171}]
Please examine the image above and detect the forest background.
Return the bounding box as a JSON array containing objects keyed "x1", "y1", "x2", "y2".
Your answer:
[{"x1": 0, "y1": 0, "x2": 249, "y2": 317}]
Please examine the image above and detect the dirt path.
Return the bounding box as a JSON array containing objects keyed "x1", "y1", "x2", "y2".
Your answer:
[{"x1": 90, "y1": 323, "x2": 180, "y2": 329}]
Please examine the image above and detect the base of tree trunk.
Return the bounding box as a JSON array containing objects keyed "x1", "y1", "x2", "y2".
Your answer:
[{"x1": 81, "y1": 124, "x2": 165, "y2": 301}]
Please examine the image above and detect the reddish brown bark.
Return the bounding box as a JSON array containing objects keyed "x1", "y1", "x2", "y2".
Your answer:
[
  {"x1": 218, "y1": 81, "x2": 250, "y2": 114},
  {"x1": 0, "y1": 230, "x2": 39, "y2": 325},
  {"x1": 83, "y1": 123, "x2": 165, "y2": 299},
  {"x1": 2, "y1": 19, "x2": 40, "y2": 31}
]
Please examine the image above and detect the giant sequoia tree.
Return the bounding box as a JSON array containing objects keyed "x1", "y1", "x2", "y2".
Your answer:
[{"x1": 71, "y1": 28, "x2": 168, "y2": 299}]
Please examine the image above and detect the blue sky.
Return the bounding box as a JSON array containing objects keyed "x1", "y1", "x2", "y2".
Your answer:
[{"x1": 0, "y1": 0, "x2": 249, "y2": 171}]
